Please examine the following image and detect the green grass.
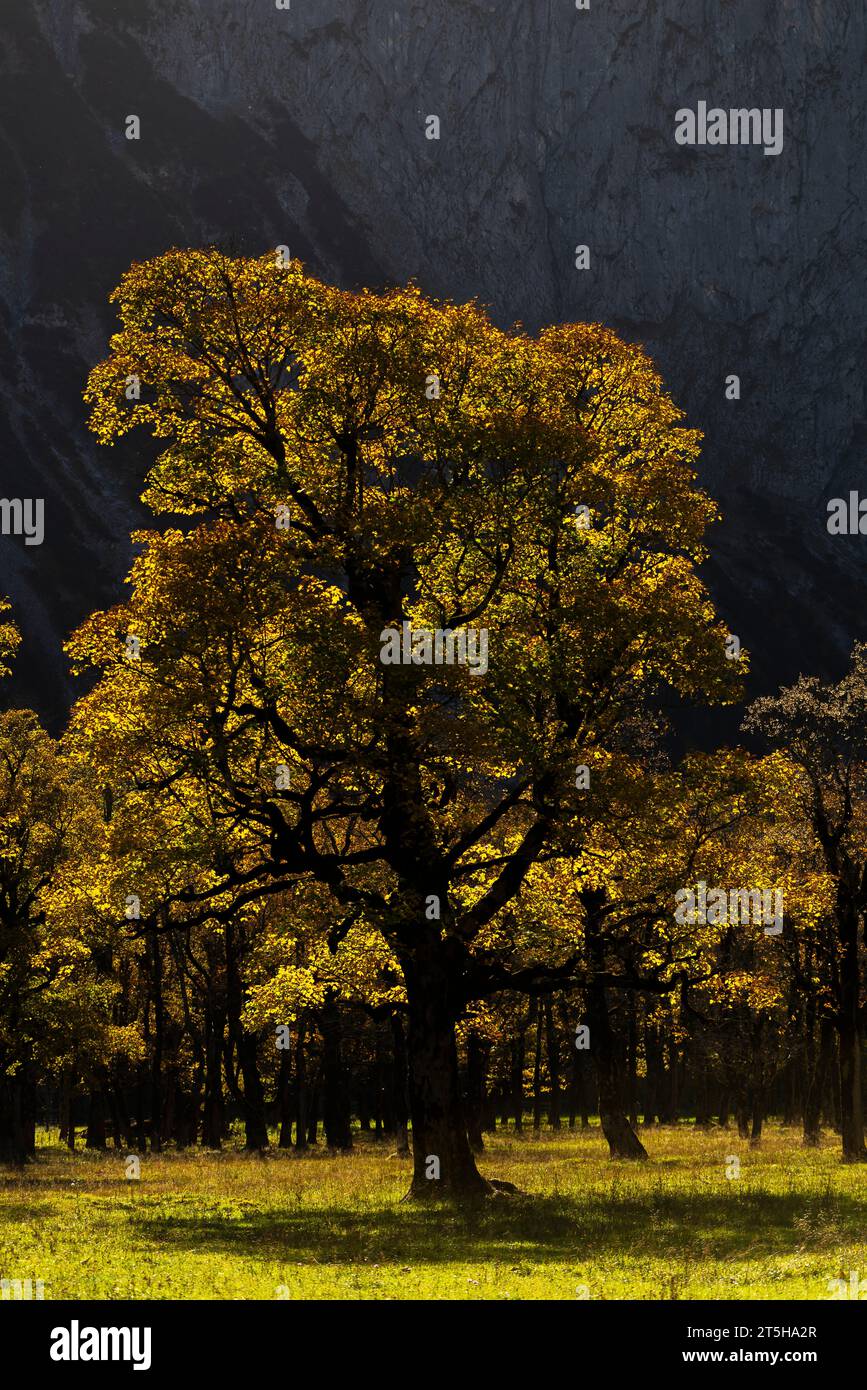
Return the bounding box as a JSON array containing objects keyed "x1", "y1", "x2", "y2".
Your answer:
[{"x1": 1, "y1": 1124, "x2": 865, "y2": 1299}]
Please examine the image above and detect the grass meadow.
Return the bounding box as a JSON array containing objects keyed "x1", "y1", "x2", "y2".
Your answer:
[{"x1": 1, "y1": 1125, "x2": 865, "y2": 1301}]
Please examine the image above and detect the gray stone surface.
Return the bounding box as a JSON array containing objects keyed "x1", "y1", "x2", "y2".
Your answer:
[{"x1": 0, "y1": 0, "x2": 864, "y2": 723}]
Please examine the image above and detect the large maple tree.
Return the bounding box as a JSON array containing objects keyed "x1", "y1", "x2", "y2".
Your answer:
[{"x1": 72, "y1": 249, "x2": 740, "y2": 1197}]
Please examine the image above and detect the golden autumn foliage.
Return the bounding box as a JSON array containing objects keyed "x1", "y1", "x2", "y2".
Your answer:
[
  {"x1": 65, "y1": 248, "x2": 762, "y2": 1189},
  {"x1": 74, "y1": 249, "x2": 745, "y2": 933}
]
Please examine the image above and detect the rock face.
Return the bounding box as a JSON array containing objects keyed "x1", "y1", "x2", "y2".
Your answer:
[{"x1": 0, "y1": 0, "x2": 864, "y2": 725}]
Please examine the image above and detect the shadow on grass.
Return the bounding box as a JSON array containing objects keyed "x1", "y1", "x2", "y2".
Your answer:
[
  {"x1": 124, "y1": 1189, "x2": 867, "y2": 1267},
  {"x1": 0, "y1": 1202, "x2": 53, "y2": 1225}
]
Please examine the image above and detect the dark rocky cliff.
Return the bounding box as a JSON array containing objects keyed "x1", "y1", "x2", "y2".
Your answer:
[{"x1": 0, "y1": 0, "x2": 864, "y2": 726}]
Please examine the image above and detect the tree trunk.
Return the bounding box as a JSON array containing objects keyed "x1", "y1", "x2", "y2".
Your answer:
[
  {"x1": 64, "y1": 1072, "x2": 79, "y2": 1151},
  {"x1": 294, "y1": 1019, "x2": 309, "y2": 1151},
  {"x1": 375, "y1": 1028, "x2": 390, "y2": 1137},
  {"x1": 838, "y1": 903, "x2": 866, "y2": 1160},
  {"x1": 106, "y1": 1081, "x2": 127, "y2": 1149},
  {"x1": 643, "y1": 1024, "x2": 662, "y2": 1126},
  {"x1": 584, "y1": 895, "x2": 648, "y2": 1160},
  {"x1": 823, "y1": 1034, "x2": 841, "y2": 1131},
  {"x1": 133, "y1": 1075, "x2": 147, "y2": 1152},
  {"x1": 85, "y1": 1086, "x2": 107, "y2": 1150},
  {"x1": 403, "y1": 949, "x2": 490, "y2": 1200},
  {"x1": 511, "y1": 1033, "x2": 525, "y2": 1132},
  {"x1": 357, "y1": 1065, "x2": 372, "y2": 1134},
  {"x1": 306, "y1": 1069, "x2": 320, "y2": 1145},
  {"x1": 0, "y1": 1075, "x2": 29, "y2": 1165},
  {"x1": 149, "y1": 923, "x2": 164, "y2": 1153},
  {"x1": 238, "y1": 1028, "x2": 269, "y2": 1150},
  {"x1": 172, "y1": 1084, "x2": 196, "y2": 1149},
  {"x1": 545, "y1": 999, "x2": 561, "y2": 1130},
  {"x1": 162, "y1": 1069, "x2": 177, "y2": 1151},
  {"x1": 694, "y1": 1065, "x2": 712, "y2": 1129},
  {"x1": 749, "y1": 1092, "x2": 764, "y2": 1147},
  {"x1": 566, "y1": 1035, "x2": 590, "y2": 1130},
  {"x1": 626, "y1": 995, "x2": 639, "y2": 1129},
  {"x1": 320, "y1": 995, "x2": 352, "y2": 1150},
  {"x1": 531, "y1": 1000, "x2": 544, "y2": 1132},
  {"x1": 464, "y1": 1029, "x2": 486, "y2": 1153},
  {"x1": 390, "y1": 1014, "x2": 410, "y2": 1156},
  {"x1": 664, "y1": 1034, "x2": 681, "y2": 1125},
  {"x1": 482, "y1": 1078, "x2": 498, "y2": 1134},
  {"x1": 782, "y1": 1054, "x2": 801, "y2": 1127},
  {"x1": 838, "y1": 1014, "x2": 866, "y2": 1161},
  {"x1": 225, "y1": 925, "x2": 268, "y2": 1150},
  {"x1": 201, "y1": 1006, "x2": 225, "y2": 1149},
  {"x1": 587, "y1": 976, "x2": 648, "y2": 1160},
  {"x1": 561, "y1": 1002, "x2": 581, "y2": 1129},
  {"x1": 803, "y1": 1015, "x2": 833, "y2": 1146},
  {"x1": 277, "y1": 1047, "x2": 293, "y2": 1149},
  {"x1": 736, "y1": 1102, "x2": 750, "y2": 1139}
]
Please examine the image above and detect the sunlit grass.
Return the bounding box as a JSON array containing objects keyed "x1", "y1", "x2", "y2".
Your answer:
[{"x1": 0, "y1": 1124, "x2": 864, "y2": 1299}]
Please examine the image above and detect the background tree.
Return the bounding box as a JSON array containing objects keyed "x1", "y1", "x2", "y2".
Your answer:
[
  {"x1": 0, "y1": 711, "x2": 101, "y2": 1162},
  {"x1": 744, "y1": 647, "x2": 867, "y2": 1161}
]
